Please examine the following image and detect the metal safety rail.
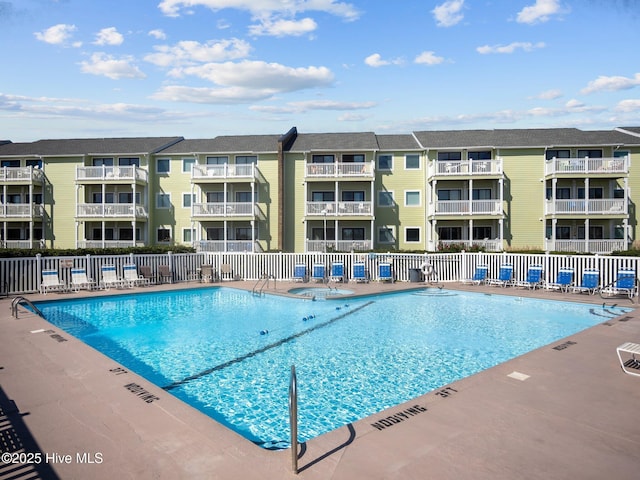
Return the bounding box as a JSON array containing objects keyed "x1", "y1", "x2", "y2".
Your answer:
[
  {"x1": 11, "y1": 296, "x2": 44, "y2": 318},
  {"x1": 252, "y1": 273, "x2": 274, "y2": 296},
  {"x1": 289, "y1": 364, "x2": 298, "y2": 474}
]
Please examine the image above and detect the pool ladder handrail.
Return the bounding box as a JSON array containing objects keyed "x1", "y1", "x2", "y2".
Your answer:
[
  {"x1": 11, "y1": 296, "x2": 45, "y2": 319},
  {"x1": 252, "y1": 273, "x2": 275, "y2": 296},
  {"x1": 289, "y1": 364, "x2": 298, "y2": 474}
]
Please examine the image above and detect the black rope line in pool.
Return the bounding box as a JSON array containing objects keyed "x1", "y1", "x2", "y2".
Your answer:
[{"x1": 162, "y1": 301, "x2": 374, "y2": 391}]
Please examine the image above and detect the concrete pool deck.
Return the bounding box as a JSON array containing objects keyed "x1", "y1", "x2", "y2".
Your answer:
[{"x1": 1, "y1": 279, "x2": 640, "y2": 479}]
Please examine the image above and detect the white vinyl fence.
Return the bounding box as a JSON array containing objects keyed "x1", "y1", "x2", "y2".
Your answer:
[{"x1": 1, "y1": 251, "x2": 638, "y2": 296}]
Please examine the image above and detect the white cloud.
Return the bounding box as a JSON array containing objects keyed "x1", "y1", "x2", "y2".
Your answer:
[
  {"x1": 615, "y1": 99, "x2": 640, "y2": 112},
  {"x1": 251, "y1": 99, "x2": 376, "y2": 114},
  {"x1": 249, "y1": 17, "x2": 317, "y2": 37},
  {"x1": 581, "y1": 73, "x2": 640, "y2": 94},
  {"x1": 148, "y1": 29, "x2": 167, "y2": 40},
  {"x1": 476, "y1": 42, "x2": 545, "y2": 54},
  {"x1": 93, "y1": 27, "x2": 124, "y2": 46},
  {"x1": 158, "y1": 0, "x2": 360, "y2": 21},
  {"x1": 364, "y1": 53, "x2": 403, "y2": 67},
  {"x1": 516, "y1": 0, "x2": 564, "y2": 24},
  {"x1": 432, "y1": 0, "x2": 464, "y2": 27},
  {"x1": 145, "y1": 39, "x2": 251, "y2": 67},
  {"x1": 151, "y1": 85, "x2": 278, "y2": 104},
  {"x1": 414, "y1": 51, "x2": 444, "y2": 65},
  {"x1": 533, "y1": 89, "x2": 563, "y2": 100},
  {"x1": 34, "y1": 24, "x2": 79, "y2": 46},
  {"x1": 80, "y1": 53, "x2": 146, "y2": 80}
]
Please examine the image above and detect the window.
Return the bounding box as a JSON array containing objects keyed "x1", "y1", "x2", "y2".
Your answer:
[
  {"x1": 311, "y1": 228, "x2": 335, "y2": 240},
  {"x1": 26, "y1": 159, "x2": 42, "y2": 168},
  {"x1": 577, "y1": 149, "x2": 602, "y2": 158},
  {"x1": 342, "y1": 228, "x2": 365, "y2": 241},
  {"x1": 206, "y1": 156, "x2": 228, "y2": 164},
  {"x1": 93, "y1": 157, "x2": 114, "y2": 166},
  {"x1": 468, "y1": 151, "x2": 491, "y2": 160},
  {"x1": 378, "y1": 227, "x2": 395, "y2": 244},
  {"x1": 378, "y1": 191, "x2": 394, "y2": 207},
  {"x1": 438, "y1": 227, "x2": 462, "y2": 240},
  {"x1": 614, "y1": 189, "x2": 625, "y2": 199},
  {"x1": 577, "y1": 226, "x2": 603, "y2": 239},
  {"x1": 118, "y1": 192, "x2": 134, "y2": 204},
  {"x1": 92, "y1": 228, "x2": 114, "y2": 240},
  {"x1": 546, "y1": 149, "x2": 570, "y2": 160},
  {"x1": 236, "y1": 155, "x2": 257, "y2": 164},
  {"x1": 235, "y1": 227, "x2": 253, "y2": 240},
  {"x1": 157, "y1": 228, "x2": 171, "y2": 242},
  {"x1": 472, "y1": 188, "x2": 492, "y2": 200},
  {"x1": 119, "y1": 228, "x2": 134, "y2": 241},
  {"x1": 92, "y1": 192, "x2": 115, "y2": 203},
  {"x1": 182, "y1": 157, "x2": 195, "y2": 173},
  {"x1": 437, "y1": 189, "x2": 461, "y2": 200},
  {"x1": 183, "y1": 228, "x2": 195, "y2": 243},
  {"x1": 207, "y1": 191, "x2": 225, "y2": 202},
  {"x1": 119, "y1": 157, "x2": 139, "y2": 167},
  {"x1": 556, "y1": 226, "x2": 571, "y2": 239},
  {"x1": 405, "y1": 191, "x2": 420, "y2": 206},
  {"x1": 378, "y1": 154, "x2": 392, "y2": 170},
  {"x1": 312, "y1": 154, "x2": 334, "y2": 163},
  {"x1": 343, "y1": 154, "x2": 364, "y2": 163},
  {"x1": 157, "y1": 158, "x2": 170, "y2": 173},
  {"x1": 183, "y1": 193, "x2": 195, "y2": 208},
  {"x1": 405, "y1": 154, "x2": 420, "y2": 169},
  {"x1": 614, "y1": 150, "x2": 629, "y2": 159},
  {"x1": 235, "y1": 191, "x2": 256, "y2": 203},
  {"x1": 206, "y1": 227, "x2": 223, "y2": 240},
  {"x1": 473, "y1": 226, "x2": 492, "y2": 240},
  {"x1": 341, "y1": 191, "x2": 364, "y2": 202},
  {"x1": 405, "y1": 228, "x2": 420, "y2": 243},
  {"x1": 577, "y1": 187, "x2": 603, "y2": 199},
  {"x1": 156, "y1": 193, "x2": 171, "y2": 209},
  {"x1": 1, "y1": 160, "x2": 19, "y2": 167},
  {"x1": 311, "y1": 191, "x2": 335, "y2": 202},
  {"x1": 437, "y1": 151, "x2": 461, "y2": 161}
]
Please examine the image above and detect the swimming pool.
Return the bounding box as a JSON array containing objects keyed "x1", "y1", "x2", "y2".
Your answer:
[
  {"x1": 33, "y1": 287, "x2": 629, "y2": 449},
  {"x1": 288, "y1": 286, "x2": 354, "y2": 298}
]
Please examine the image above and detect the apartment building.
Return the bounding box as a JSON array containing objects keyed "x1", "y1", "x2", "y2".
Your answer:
[{"x1": 0, "y1": 126, "x2": 638, "y2": 253}]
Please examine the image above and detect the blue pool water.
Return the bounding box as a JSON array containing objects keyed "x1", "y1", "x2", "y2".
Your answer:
[
  {"x1": 288, "y1": 287, "x2": 354, "y2": 298},
  {"x1": 33, "y1": 287, "x2": 629, "y2": 449}
]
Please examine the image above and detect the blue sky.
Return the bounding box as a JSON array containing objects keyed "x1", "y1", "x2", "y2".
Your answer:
[{"x1": 1, "y1": 0, "x2": 639, "y2": 141}]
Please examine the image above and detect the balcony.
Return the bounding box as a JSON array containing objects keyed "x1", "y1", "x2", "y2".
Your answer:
[
  {"x1": 76, "y1": 203, "x2": 148, "y2": 219},
  {"x1": 192, "y1": 202, "x2": 265, "y2": 220},
  {"x1": 544, "y1": 156, "x2": 628, "y2": 176},
  {"x1": 305, "y1": 239, "x2": 373, "y2": 252},
  {"x1": 438, "y1": 239, "x2": 503, "y2": 252},
  {"x1": 191, "y1": 164, "x2": 260, "y2": 182},
  {"x1": 305, "y1": 201, "x2": 373, "y2": 217},
  {"x1": 77, "y1": 240, "x2": 146, "y2": 248},
  {"x1": 0, "y1": 203, "x2": 45, "y2": 218},
  {"x1": 544, "y1": 239, "x2": 627, "y2": 254},
  {"x1": 195, "y1": 240, "x2": 263, "y2": 253},
  {"x1": 0, "y1": 167, "x2": 45, "y2": 184},
  {"x1": 76, "y1": 166, "x2": 148, "y2": 183},
  {"x1": 304, "y1": 162, "x2": 374, "y2": 179},
  {"x1": 433, "y1": 199, "x2": 502, "y2": 216},
  {"x1": 1, "y1": 240, "x2": 39, "y2": 249},
  {"x1": 429, "y1": 159, "x2": 503, "y2": 178},
  {"x1": 545, "y1": 198, "x2": 626, "y2": 215}
]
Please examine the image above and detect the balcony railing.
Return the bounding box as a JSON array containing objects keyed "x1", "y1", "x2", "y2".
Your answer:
[
  {"x1": 305, "y1": 239, "x2": 373, "y2": 252},
  {"x1": 191, "y1": 164, "x2": 259, "y2": 181},
  {"x1": 76, "y1": 166, "x2": 148, "y2": 183},
  {"x1": 544, "y1": 239, "x2": 627, "y2": 254},
  {"x1": 433, "y1": 200, "x2": 502, "y2": 215},
  {"x1": 0, "y1": 167, "x2": 45, "y2": 183},
  {"x1": 192, "y1": 202, "x2": 264, "y2": 219},
  {"x1": 545, "y1": 198, "x2": 626, "y2": 215},
  {"x1": 76, "y1": 203, "x2": 148, "y2": 218},
  {"x1": 305, "y1": 201, "x2": 373, "y2": 216},
  {"x1": 544, "y1": 156, "x2": 629, "y2": 176},
  {"x1": 0, "y1": 203, "x2": 45, "y2": 218},
  {"x1": 77, "y1": 240, "x2": 146, "y2": 249},
  {"x1": 195, "y1": 240, "x2": 263, "y2": 253},
  {"x1": 438, "y1": 239, "x2": 503, "y2": 252},
  {"x1": 429, "y1": 159, "x2": 503, "y2": 177},
  {"x1": 0, "y1": 240, "x2": 37, "y2": 249},
  {"x1": 305, "y1": 162, "x2": 374, "y2": 178}
]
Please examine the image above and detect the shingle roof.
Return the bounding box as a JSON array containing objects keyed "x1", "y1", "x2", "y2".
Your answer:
[
  {"x1": 616, "y1": 127, "x2": 640, "y2": 137},
  {"x1": 375, "y1": 134, "x2": 421, "y2": 151},
  {"x1": 288, "y1": 132, "x2": 379, "y2": 151},
  {"x1": 159, "y1": 135, "x2": 280, "y2": 154},
  {"x1": 0, "y1": 137, "x2": 184, "y2": 156}
]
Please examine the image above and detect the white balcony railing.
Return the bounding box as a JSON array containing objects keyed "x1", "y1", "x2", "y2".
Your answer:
[
  {"x1": 195, "y1": 240, "x2": 263, "y2": 253},
  {"x1": 545, "y1": 198, "x2": 626, "y2": 215},
  {"x1": 305, "y1": 162, "x2": 374, "y2": 178},
  {"x1": 430, "y1": 159, "x2": 503, "y2": 177},
  {"x1": 0, "y1": 167, "x2": 45, "y2": 183},
  {"x1": 433, "y1": 200, "x2": 502, "y2": 215},
  {"x1": 544, "y1": 239, "x2": 627, "y2": 254},
  {"x1": 437, "y1": 239, "x2": 503, "y2": 252},
  {"x1": 544, "y1": 156, "x2": 629, "y2": 176},
  {"x1": 305, "y1": 240, "x2": 373, "y2": 252},
  {"x1": 192, "y1": 202, "x2": 264, "y2": 219},
  {"x1": 76, "y1": 203, "x2": 148, "y2": 218},
  {"x1": 77, "y1": 240, "x2": 146, "y2": 249},
  {"x1": 0, "y1": 203, "x2": 45, "y2": 218},
  {"x1": 305, "y1": 201, "x2": 373, "y2": 216},
  {"x1": 76, "y1": 166, "x2": 148, "y2": 183},
  {"x1": 191, "y1": 164, "x2": 258, "y2": 180}
]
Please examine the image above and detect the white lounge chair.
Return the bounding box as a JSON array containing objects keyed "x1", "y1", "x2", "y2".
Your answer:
[
  {"x1": 70, "y1": 267, "x2": 97, "y2": 292},
  {"x1": 40, "y1": 269, "x2": 66, "y2": 294},
  {"x1": 378, "y1": 263, "x2": 393, "y2": 283},
  {"x1": 292, "y1": 264, "x2": 307, "y2": 282},
  {"x1": 311, "y1": 264, "x2": 326, "y2": 283},
  {"x1": 330, "y1": 262, "x2": 345, "y2": 282},
  {"x1": 488, "y1": 264, "x2": 514, "y2": 288},
  {"x1": 617, "y1": 342, "x2": 640, "y2": 377},
  {"x1": 572, "y1": 269, "x2": 600, "y2": 295},
  {"x1": 352, "y1": 262, "x2": 369, "y2": 283},
  {"x1": 517, "y1": 265, "x2": 544, "y2": 290},
  {"x1": 462, "y1": 265, "x2": 488, "y2": 285},
  {"x1": 548, "y1": 268, "x2": 574, "y2": 293},
  {"x1": 123, "y1": 264, "x2": 150, "y2": 287},
  {"x1": 600, "y1": 269, "x2": 637, "y2": 300},
  {"x1": 101, "y1": 265, "x2": 125, "y2": 290}
]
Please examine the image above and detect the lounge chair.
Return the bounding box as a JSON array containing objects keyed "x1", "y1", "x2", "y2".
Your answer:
[
  {"x1": 220, "y1": 263, "x2": 235, "y2": 281},
  {"x1": 158, "y1": 265, "x2": 173, "y2": 284},
  {"x1": 352, "y1": 262, "x2": 369, "y2": 283},
  {"x1": 292, "y1": 264, "x2": 307, "y2": 282},
  {"x1": 462, "y1": 265, "x2": 488, "y2": 285},
  {"x1": 488, "y1": 264, "x2": 514, "y2": 287},
  {"x1": 330, "y1": 262, "x2": 345, "y2": 282},
  {"x1": 200, "y1": 264, "x2": 216, "y2": 283},
  {"x1": 70, "y1": 267, "x2": 97, "y2": 292},
  {"x1": 40, "y1": 269, "x2": 66, "y2": 294},
  {"x1": 101, "y1": 265, "x2": 125, "y2": 290},
  {"x1": 517, "y1": 265, "x2": 544, "y2": 290},
  {"x1": 311, "y1": 263, "x2": 326, "y2": 283},
  {"x1": 601, "y1": 269, "x2": 637, "y2": 300},
  {"x1": 547, "y1": 268, "x2": 574, "y2": 293},
  {"x1": 378, "y1": 263, "x2": 393, "y2": 283},
  {"x1": 123, "y1": 264, "x2": 150, "y2": 287},
  {"x1": 139, "y1": 265, "x2": 156, "y2": 284},
  {"x1": 572, "y1": 269, "x2": 600, "y2": 295},
  {"x1": 616, "y1": 342, "x2": 640, "y2": 377}
]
